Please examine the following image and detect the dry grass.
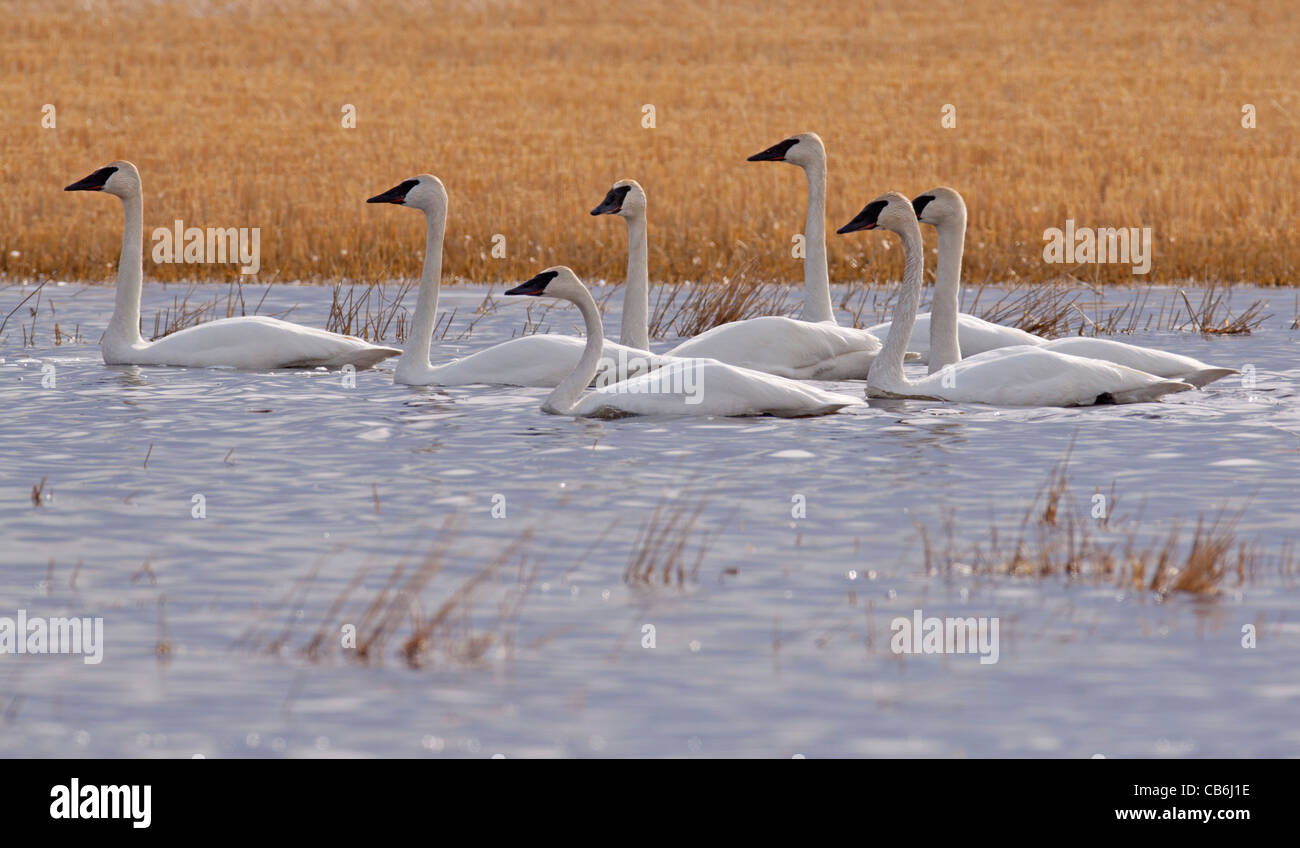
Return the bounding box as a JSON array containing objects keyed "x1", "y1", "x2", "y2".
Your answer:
[
  {"x1": 238, "y1": 524, "x2": 538, "y2": 670},
  {"x1": 1, "y1": 0, "x2": 1296, "y2": 289},
  {"x1": 919, "y1": 452, "x2": 1293, "y2": 597},
  {"x1": 648, "y1": 258, "x2": 794, "y2": 338},
  {"x1": 623, "y1": 497, "x2": 717, "y2": 591},
  {"x1": 147, "y1": 279, "x2": 286, "y2": 339}
]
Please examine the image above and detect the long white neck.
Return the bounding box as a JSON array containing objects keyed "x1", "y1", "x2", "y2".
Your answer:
[
  {"x1": 542, "y1": 286, "x2": 605, "y2": 415},
  {"x1": 870, "y1": 221, "x2": 926, "y2": 391},
  {"x1": 927, "y1": 208, "x2": 967, "y2": 373},
  {"x1": 799, "y1": 158, "x2": 835, "y2": 324},
  {"x1": 620, "y1": 211, "x2": 650, "y2": 350},
  {"x1": 396, "y1": 206, "x2": 446, "y2": 379},
  {"x1": 107, "y1": 191, "x2": 144, "y2": 346}
]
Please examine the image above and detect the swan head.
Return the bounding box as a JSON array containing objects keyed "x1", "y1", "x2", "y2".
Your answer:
[
  {"x1": 65, "y1": 160, "x2": 140, "y2": 198},
  {"x1": 747, "y1": 132, "x2": 825, "y2": 169},
  {"x1": 837, "y1": 192, "x2": 916, "y2": 236},
  {"x1": 367, "y1": 174, "x2": 447, "y2": 213},
  {"x1": 504, "y1": 266, "x2": 585, "y2": 302},
  {"x1": 912, "y1": 187, "x2": 966, "y2": 227},
  {"x1": 590, "y1": 179, "x2": 646, "y2": 218}
]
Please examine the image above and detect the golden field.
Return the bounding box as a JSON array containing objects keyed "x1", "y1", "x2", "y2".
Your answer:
[{"x1": 1, "y1": 0, "x2": 1297, "y2": 288}]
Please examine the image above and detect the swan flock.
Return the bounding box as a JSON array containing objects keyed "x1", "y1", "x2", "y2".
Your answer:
[{"x1": 62, "y1": 135, "x2": 1236, "y2": 417}]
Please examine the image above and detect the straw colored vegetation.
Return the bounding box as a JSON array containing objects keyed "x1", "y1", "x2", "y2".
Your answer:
[
  {"x1": 237, "y1": 521, "x2": 540, "y2": 669},
  {"x1": 919, "y1": 452, "x2": 1295, "y2": 596},
  {"x1": 2, "y1": 0, "x2": 1297, "y2": 290}
]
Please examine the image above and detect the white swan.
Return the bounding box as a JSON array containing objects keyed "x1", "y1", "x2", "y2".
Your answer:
[
  {"x1": 66, "y1": 161, "x2": 401, "y2": 370},
  {"x1": 837, "y1": 193, "x2": 1194, "y2": 406},
  {"x1": 369, "y1": 175, "x2": 672, "y2": 387},
  {"x1": 916, "y1": 186, "x2": 1238, "y2": 388},
  {"x1": 618, "y1": 138, "x2": 901, "y2": 381},
  {"x1": 864, "y1": 189, "x2": 1044, "y2": 367},
  {"x1": 504, "y1": 267, "x2": 861, "y2": 418},
  {"x1": 745, "y1": 132, "x2": 837, "y2": 323}
]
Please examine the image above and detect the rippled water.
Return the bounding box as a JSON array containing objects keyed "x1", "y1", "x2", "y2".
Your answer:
[{"x1": 2, "y1": 280, "x2": 1298, "y2": 758}]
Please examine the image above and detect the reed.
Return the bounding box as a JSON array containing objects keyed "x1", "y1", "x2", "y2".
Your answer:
[{"x1": 919, "y1": 451, "x2": 1290, "y2": 597}]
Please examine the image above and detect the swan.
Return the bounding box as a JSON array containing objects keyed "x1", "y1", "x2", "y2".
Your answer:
[
  {"x1": 602, "y1": 145, "x2": 903, "y2": 381},
  {"x1": 65, "y1": 161, "x2": 401, "y2": 370},
  {"x1": 836, "y1": 192, "x2": 1194, "y2": 406},
  {"x1": 916, "y1": 186, "x2": 1239, "y2": 387},
  {"x1": 863, "y1": 190, "x2": 1044, "y2": 367},
  {"x1": 504, "y1": 267, "x2": 861, "y2": 418},
  {"x1": 368, "y1": 175, "x2": 672, "y2": 387},
  {"x1": 745, "y1": 132, "x2": 837, "y2": 324},
  {"x1": 589, "y1": 179, "x2": 651, "y2": 351}
]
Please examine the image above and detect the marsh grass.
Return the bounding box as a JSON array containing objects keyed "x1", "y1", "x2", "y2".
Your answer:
[
  {"x1": 920, "y1": 452, "x2": 1291, "y2": 597},
  {"x1": 623, "y1": 497, "x2": 719, "y2": 591},
  {"x1": 30, "y1": 476, "x2": 48, "y2": 507},
  {"x1": 4, "y1": 0, "x2": 1296, "y2": 288},
  {"x1": 238, "y1": 522, "x2": 538, "y2": 670},
  {"x1": 148, "y1": 279, "x2": 288, "y2": 340},
  {"x1": 324, "y1": 279, "x2": 412, "y2": 342},
  {"x1": 648, "y1": 259, "x2": 794, "y2": 338}
]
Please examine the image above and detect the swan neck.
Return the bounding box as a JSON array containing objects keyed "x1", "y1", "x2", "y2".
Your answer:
[
  {"x1": 800, "y1": 159, "x2": 835, "y2": 324},
  {"x1": 928, "y1": 210, "x2": 967, "y2": 373},
  {"x1": 620, "y1": 211, "x2": 650, "y2": 351},
  {"x1": 872, "y1": 223, "x2": 926, "y2": 390},
  {"x1": 542, "y1": 286, "x2": 605, "y2": 415},
  {"x1": 398, "y1": 206, "x2": 446, "y2": 376},
  {"x1": 108, "y1": 191, "x2": 144, "y2": 346}
]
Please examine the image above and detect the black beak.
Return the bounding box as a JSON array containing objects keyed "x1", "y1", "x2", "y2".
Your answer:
[
  {"x1": 367, "y1": 179, "x2": 418, "y2": 205},
  {"x1": 912, "y1": 194, "x2": 936, "y2": 219},
  {"x1": 505, "y1": 270, "x2": 558, "y2": 296},
  {"x1": 747, "y1": 138, "x2": 799, "y2": 162},
  {"x1": 837, "y1": 200, "x2": 888, "y2": 234},
  {"x1": 65, "y1": 166, "x2": 118, "y2": 192},
  {"x1": 591, "y1": 185, "x2": 631, "y2": 216}
]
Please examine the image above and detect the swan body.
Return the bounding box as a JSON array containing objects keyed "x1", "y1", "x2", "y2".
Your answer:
[
  {"x1": 66, "y1": 161, "x2": 401, "y2": 370},
  {"x1": 505, "y1": 267, "x2": 860, "y2": 418},
  {"x1": 914, "y1": 186, "x2": 1236, "y2": 388},
  {"x1": 104, "y1": 315, "x2": 401, "y2": 370},
  {"x1": 1036, "y1": 337, "x2": 1238, "y2": 388},
  {"x1": 599, "y1": 156, "x2": 896, "y2": 379},
  {"x1": 402, "y1": 335, "x2": 672, "y2": 388},
  {"x1": 837, "y1": 192, "x2": 1193, "y2": 407},
  {"x1": 866, "y1": 313, "x2": 1044, "y2": 364},
  {"x1": 369, "y1": 175, "x2": 669, "y2": 387},
  {"x1": 666, "y1": 316, "x2": 885, "y2": 380}
]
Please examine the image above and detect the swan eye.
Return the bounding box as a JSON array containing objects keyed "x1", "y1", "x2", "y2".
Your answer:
[{"x1": 912, "y1": 195, "x2": 936, "y2": 217}]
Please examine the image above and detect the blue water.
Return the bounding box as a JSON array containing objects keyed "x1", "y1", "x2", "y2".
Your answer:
[{"x1": 2, "y1": 280, "x2": 1297, "y2": 757}]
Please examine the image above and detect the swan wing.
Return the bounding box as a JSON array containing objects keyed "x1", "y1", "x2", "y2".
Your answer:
[
  {"x1": 573, "y1": 358, "x2": 860, "y2": 418},
  {"x1": 867, "y1": 312, "x2": 1045, "y2": 364},
  {"x1": 901, "y1": 345, "x2": 1193, "y2": 406},
  {"x1": 130, "y1": 316, "x2": 400, "y2": 369},
  {"x1": 415, "y1": 336, "x2": 672, "y2": 387},
  {"x1": 666, "y1": 316, "x2": 882, "y2": 379},
  {"x1": 1042, "y1": 337, "x2": 1239, "y2": 388}
]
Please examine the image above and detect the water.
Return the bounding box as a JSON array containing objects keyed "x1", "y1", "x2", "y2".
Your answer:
[{"x1": 2, "y1": 280, "x2": 1298, "y2": 758}]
